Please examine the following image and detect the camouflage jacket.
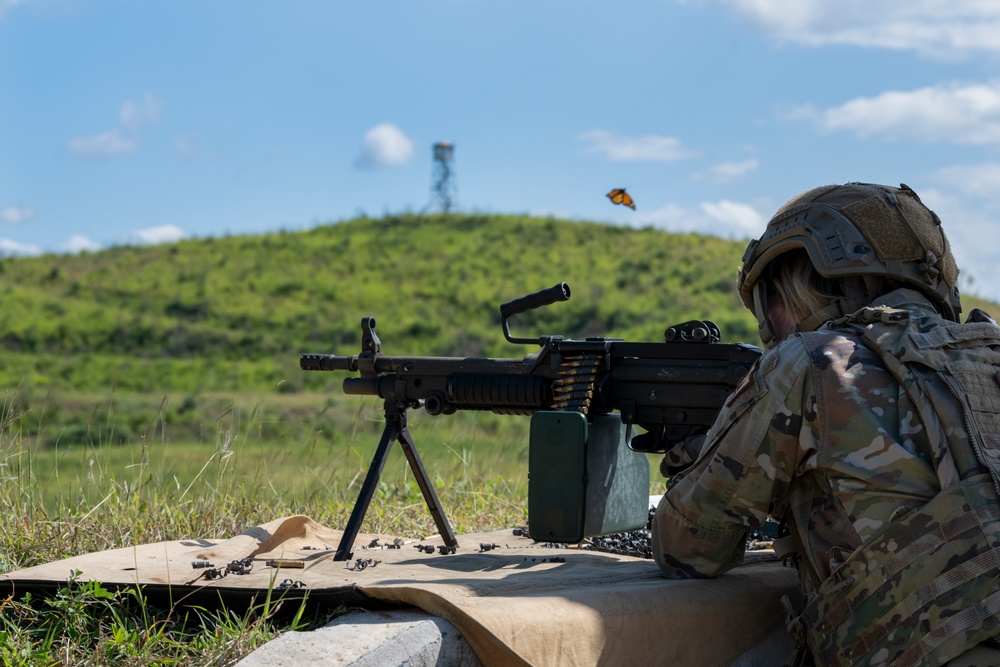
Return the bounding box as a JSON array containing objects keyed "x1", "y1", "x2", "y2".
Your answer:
[{"x1": 653, "y1": 288, "x2": 1000, "y2": 666}]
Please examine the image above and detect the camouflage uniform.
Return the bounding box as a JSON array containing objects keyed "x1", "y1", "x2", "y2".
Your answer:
[{"x1": 653, "y1": 288, "x2": 1000, "y2": 666}]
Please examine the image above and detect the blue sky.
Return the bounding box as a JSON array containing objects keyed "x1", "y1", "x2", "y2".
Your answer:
[{"x1": 3, "y1": 1, "x2": 1000, "y2": 300}]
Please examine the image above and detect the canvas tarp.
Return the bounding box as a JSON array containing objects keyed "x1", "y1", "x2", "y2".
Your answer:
[{"x1": 0, "y1": 515, "x2": 799, "y2": 666}]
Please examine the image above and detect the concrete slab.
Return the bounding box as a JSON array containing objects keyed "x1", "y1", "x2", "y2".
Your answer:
[
  {"x1": 237, "y1": 608, "x2": 481, "y2": 667},
  {"x1": 238, "y1": 605, "x2": 794, "y2": 667}
]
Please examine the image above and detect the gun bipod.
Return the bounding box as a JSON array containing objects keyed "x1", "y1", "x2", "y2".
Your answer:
[{"x1": 334, "y1": 398, "x2": 458, "y2": 561}]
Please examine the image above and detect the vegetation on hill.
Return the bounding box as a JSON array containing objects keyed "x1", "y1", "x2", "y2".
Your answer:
[
  {"x1": 2, "y1": 213, "x2": 996, "y2": 453},
  {"x1": 0, "y1": 213, "x2": 762, "y2": 395}
]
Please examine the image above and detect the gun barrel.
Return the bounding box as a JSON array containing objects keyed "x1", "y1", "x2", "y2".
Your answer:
[{"x1": 300, "y1": 354, "x2": 359, "y2": 372}]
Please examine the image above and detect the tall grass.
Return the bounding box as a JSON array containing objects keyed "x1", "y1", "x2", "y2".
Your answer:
[{"x1": 0, "y1": 386, "x2": 537, "y2": 665}]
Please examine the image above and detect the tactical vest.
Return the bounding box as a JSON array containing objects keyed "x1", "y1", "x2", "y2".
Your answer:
[{"x1": 792, "y1": 306, "x2": 1000, "y2": 667}]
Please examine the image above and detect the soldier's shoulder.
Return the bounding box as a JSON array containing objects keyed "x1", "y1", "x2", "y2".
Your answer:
[
  {"x1": 764, "y1": 333, "x2": 814, "y2": 367},
  {"x1": 754, "y1": 335, "x2": 814, "y2": 385},
  {"x1": 779, "y1": 328, "x2": 888, "y2": 379}
]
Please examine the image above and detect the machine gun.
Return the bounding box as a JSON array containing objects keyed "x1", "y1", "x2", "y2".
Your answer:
[{"x1": 301, "y1": 283, "x2": 760, "y2": 560}]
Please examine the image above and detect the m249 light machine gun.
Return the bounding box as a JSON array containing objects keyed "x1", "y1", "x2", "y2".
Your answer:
[{"x1": 301, "y1": 283, "x2": 760, "y2": 561}]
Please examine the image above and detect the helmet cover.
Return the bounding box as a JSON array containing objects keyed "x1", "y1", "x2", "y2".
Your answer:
[{"x1": 738, "y1": 182, "x2": 961, "y2": 342}]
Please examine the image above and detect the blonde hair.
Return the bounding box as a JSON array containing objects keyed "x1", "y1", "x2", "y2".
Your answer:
[{"x1": 768, "y1": 250, "x2": 841, "y2": 326}]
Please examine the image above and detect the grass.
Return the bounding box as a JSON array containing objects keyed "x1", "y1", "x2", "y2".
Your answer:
[
  {"x1": 1, "y1": 573, "x2": 304, "y2": 666},
  {"x1": 0, "y1": 386, "x2": 578, "y2": 665}
]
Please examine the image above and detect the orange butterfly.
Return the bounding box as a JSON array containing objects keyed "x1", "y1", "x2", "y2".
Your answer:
[{"x1": 606, "y1": 188, "x2": 635, "y2": 210}]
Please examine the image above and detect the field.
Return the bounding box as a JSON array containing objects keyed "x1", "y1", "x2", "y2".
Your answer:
[
  {"x1": 0, "y1": 385, "x2": 664, "y2": 665},
  {"x1": 0, "y1": 387, "x2": 550, "y2": 554},
  {"x1": 2, "y1": 214, "x2": 996, "y2": 664}
]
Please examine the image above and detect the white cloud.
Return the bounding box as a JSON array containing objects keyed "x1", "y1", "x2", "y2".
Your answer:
[
  {"x1": 0, "y1": 206, "x2": 36, "y2": 223},
  {"x1": 715, "y1": 0, "x2": 1000, "y2": 58},
  {"x1": 695, "y1": 159, "x2": 759, "y2": 183},
  {"x1": 0, "y1": 238, "x2": 41, "y2": 257},
  {"x1": 68, "y1": 129, "x2": 138, "y2": 157},
  {"x1": 791, "y1": 81, "x2": 1000, "y2": 144},
  {"x1": 356, "y1": 123, "x2": 415, "y2": 168},
  {"x1": 120, "y1": 93, "x2": 161, "y2": 130},
  {"x1": 699, "y1": 200, "x2": 766, "y2": 237},
  {"x1": 914, "y1": 180, "x2": 1000, "y2": 301},
  {"x1": 68, "y1": 93, "x2": 161, "y2": 158},
  {"x1": 61, "y1": 235, "x2": 102, "y2": 253},
  {"x1": 578, "y1": 130, "x2": 701, "y2": 162},
  {"x1": 173, "y1": 132, "x2": 218, "y2": 160},
  {"x1": 632, "y1": 199, "x2": 766, "y2": 239},
  {"x1": 631, "y1": 202, "x2": 688, "y2": 229},
  {"x1": 0, "y1": 0, "x2": 25, "y2": 19},
  {"x1": 173, "y1": 133, "x2": 198, "y2": 159},
  {"x1": 125, "y1": 225, "x2": 186, "y2": 246},
  {"x1": 927, "y1": 162, "x2": 1000, "y2": 201}
]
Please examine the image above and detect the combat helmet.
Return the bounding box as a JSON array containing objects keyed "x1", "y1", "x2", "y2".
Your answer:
[{"x1": 737, "y1": 182, "x2": 961, "y2": 344}]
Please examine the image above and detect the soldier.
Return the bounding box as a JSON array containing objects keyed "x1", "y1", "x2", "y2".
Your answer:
[{"x1": 652, "y1": 182, "x2": 1000, "y2": 666}]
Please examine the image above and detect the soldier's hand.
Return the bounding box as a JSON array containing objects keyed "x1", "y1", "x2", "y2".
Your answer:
[{"x1": 659, "y1": 434, "x2": 707, "y2": 478}]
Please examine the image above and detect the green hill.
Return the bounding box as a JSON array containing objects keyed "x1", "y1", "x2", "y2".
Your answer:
[
  {"x1": 0, "y1": 214, "x2": 765, "y2": 395},
  {"x1": 2, "y1": 211, "x2": 995, "y2": 398}
]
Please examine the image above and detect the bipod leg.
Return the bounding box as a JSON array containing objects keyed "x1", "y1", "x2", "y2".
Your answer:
[
  {"x1": 397, "y1": 412, "x2": 458, "y2": 549},
  {"x1": 333, "y1": 402, "x2": 402, "y2": 561},
  {"x1": 333, "y1": 400, "x2": 458, "y2": 561}
]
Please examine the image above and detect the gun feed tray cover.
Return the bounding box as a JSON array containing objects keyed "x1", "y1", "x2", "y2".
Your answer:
[{"x1": 1, "y1": 515, "x2": 798, "y2": 667}]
